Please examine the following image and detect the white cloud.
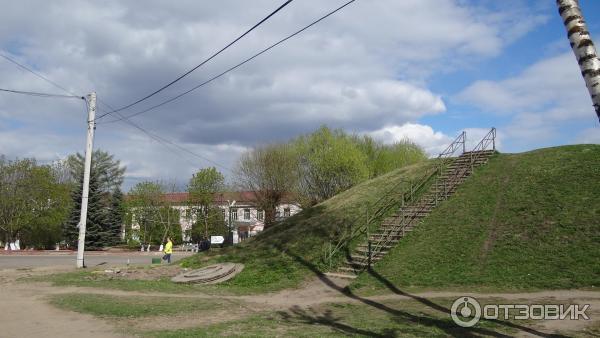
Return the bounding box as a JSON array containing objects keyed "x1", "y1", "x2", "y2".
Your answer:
[
  {"x1": 367, "y1": 123, "x2": 500, "y2": 156},
  {"x1": 0, "y1": 0, "x2": 547, "y2": 186},
  {"x1": 457, "y1": 52, "x2": 598, "y2": 150},
  {"x1": 457, "y1": 53, "x2": 590, "y2": 117},
  {"x1": 367, "y1": 123, "x2": 453, "y2": 156}
]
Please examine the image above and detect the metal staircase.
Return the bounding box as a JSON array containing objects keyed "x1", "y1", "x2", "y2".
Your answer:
[{"x1": 330, "y1": 128, "x2": 497, "y2": 279}]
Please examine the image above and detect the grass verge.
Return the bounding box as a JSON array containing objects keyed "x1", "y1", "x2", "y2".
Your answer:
[
  {"x1": 49, "y1": 293, "x2": 235, "y2": 318},
  {"x1": 144, "y1": 299, "x2": 519, "y2": 337}
]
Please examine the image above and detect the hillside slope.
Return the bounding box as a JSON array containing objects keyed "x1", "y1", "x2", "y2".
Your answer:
[
  {"x1": 181, "y1": 160, "x2": 436, "y2": 292},
  {"x1": 182, "y1": 144, "x2": 600, "y2": 293},
  {"x1": 352, "y1": 144, "x2": 600, "y2": 292}
]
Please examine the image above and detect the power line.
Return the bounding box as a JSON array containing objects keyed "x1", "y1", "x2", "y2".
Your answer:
[
  {"x1": 99, "y1": 0, "x2": 295, "y2": 118},
  {"x1": 100, "y1": 0, "x2": 356, "y2": 123},
  {"x1": 96, "y1": 101, "x2": 233, "y2": 172},
  {"x1": 116, "y1": 112, "x2": 233, "y2": 172},
  {"x1": 1, "y1": 50, "x2": 231, "y2": 172},
  {"x1": 0, "y1": 52, "x2": 80, "y2": 96},
  {"x1": 0, "y1": 88, "x2": 83, "y2": 99}
]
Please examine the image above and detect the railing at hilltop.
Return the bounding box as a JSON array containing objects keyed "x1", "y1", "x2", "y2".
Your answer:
[
  {"x1": 322, "y1": 131, "x2": 467, "y2": 269},
  {"x1": 365, "y1": 128, "x2": 497, "y2": 268}
]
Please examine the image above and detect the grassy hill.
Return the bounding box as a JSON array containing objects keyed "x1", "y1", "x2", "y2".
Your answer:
[
  {"x1": 181, "y1": 144, "x2": 600, "y2": 293},
  {"x1": 180, "y1": 160, "x2": 436, "y2": 293},
  {"x1": 352, "y1": 144, "x2": 600, "y2": 292}
]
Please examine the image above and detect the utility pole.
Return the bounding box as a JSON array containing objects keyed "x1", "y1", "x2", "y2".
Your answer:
[{"x1": 76, "y1": 92, "x2": 96, "y2": 268}]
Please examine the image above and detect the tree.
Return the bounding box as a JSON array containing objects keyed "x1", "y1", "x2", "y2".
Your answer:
[
  {"x1": 294, "y1": 126, "x2": 369, "y2": 204},
  {"x1": 187, "y1": 167, "x2": 225, "y2": 241},
  {"x1": 126, "y1": 181, "x2": 181, "y2": 246},
  {"x1": 353, "y1": 135, "x2": 426, "y2": 178},
  {"x1": 67, "y1": 150, "x2": 126, "y2": 192},
  {"x1": 557, "y1": 0, "x2": 600, "y2": 122},
  {"x1": 236, "y1": 144, "x2": 298, "y2": 228},
  {"x1": 21, "y1": 165, "x2": 71, "y2": 249},
  {"x1": 0, "y1": 158, "x2": 70, "y2": 248},
  {"x1": 64, "y1": 149, "x2": 126, "y2": 249},
  {"x1": 105, "y1": 188, "x2": 125, "y2": 246},
  {"x1": 64, "y1": 170, "x2": 107, "y2": 250}
]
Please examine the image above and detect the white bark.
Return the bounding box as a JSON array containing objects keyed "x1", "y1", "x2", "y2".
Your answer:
[{"x1": 557, "y1": 0, "x2": 600, "y2": 122}]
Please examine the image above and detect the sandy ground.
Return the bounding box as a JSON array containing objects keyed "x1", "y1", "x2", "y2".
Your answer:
[
  {"x1": 1, "y1": 266, "x2": 598, "y2": 337},
  {"x1": 0, "y1": 267, "x2": 127, "y2": 338}
]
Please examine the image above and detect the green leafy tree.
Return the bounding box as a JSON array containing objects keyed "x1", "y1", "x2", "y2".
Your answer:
[
  {"x1": 291, "y1": 126, "x2": 426, "y2": 206},
  {"x1": 0, "y1": 158, "x2": 71, "y2": 248},
  {"x1": 126, "y1": 181, "x2": 182, "y2": 246},
  {"x1": 353, "y1": 135, "x2": 426, "y2": 178},
  {"x1": 236, "y1": 144, "x2": 298, "y2": 228},
  {"x1": 187, "y1": 167, "x2": 225, "y2": 241},
  {"x1": 294, "y1": 126, "x2": 369, "y2": 204}
]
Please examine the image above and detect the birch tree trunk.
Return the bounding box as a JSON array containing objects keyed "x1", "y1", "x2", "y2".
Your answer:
[{"x1": 557, "y1": 0, "x2": 600, "y2": 122}]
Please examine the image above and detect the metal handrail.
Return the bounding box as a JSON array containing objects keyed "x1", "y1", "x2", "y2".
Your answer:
[
  {"x1": 363, "y1": 128, "x2": 496, "y2": 270},
  {"x1": 438, "y1": 131, "x2": 466, "y2": 158},
  {"x1": 325, "y1": 131, "x2": 468, "y2": 269},
  {"x1": 470, "y1": 127, "x2": 496, "y2": 158},
  {"x1": 322, "y1": 166, "x2": 435, "y2": 267}
]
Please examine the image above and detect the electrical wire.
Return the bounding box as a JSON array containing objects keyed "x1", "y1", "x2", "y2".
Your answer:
[
  {"x1": 99, "y1": 0, "x2": 356, "y2": 123},
  {"x1": 0, "y1": 52, "x2": 80, "y2": 96},
  {"x1": 0, "y1": 50, "x2": 231, "y2": 172},
  {"x1": 0, "y1": 88, "x2": 83, "y2": 99},
  {"x1": 98, "y1": 0, "x2": 294, "y2": 117},
  {"x1": 96, "y1": 101, "x2": 233, "y2": 172}
]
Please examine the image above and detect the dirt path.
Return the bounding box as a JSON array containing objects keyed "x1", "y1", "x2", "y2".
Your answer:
[
  {"x1": 2, "y1": 267, "x2": 599, "y2": 336},
  {"x1": 0, "y1": 269, "x2": 127, "y2": 337}
]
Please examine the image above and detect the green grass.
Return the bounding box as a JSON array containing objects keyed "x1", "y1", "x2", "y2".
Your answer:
[
  {"x1": 36, "y1": 270, "x2": 207, "y2": 294},
  {"x1": 178, "y1": 161, "x2": 435, "y2": 289},
  {"x1": 37, "y1": 145, "x2": 600, "y2": 295},
  {"x1": 48, "y1": 293, "x2": 522, "y2": 337},
  {"x1": 49, "y1": 293, "x2": 234, "y2": 318},
  {"x1": 352, "y1": 145, "x2": 600, "y2": 293},
  {"x1": 36, "y1": 161, "x2": 435, "y2": 294},
  {"x1": 145, "y1": 299, "x2": 518, "y2": 337}
]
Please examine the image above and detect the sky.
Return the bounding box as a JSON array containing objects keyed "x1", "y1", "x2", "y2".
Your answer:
[{"x1": 0, "y1": 0, "x2": 599, "y2": 191}]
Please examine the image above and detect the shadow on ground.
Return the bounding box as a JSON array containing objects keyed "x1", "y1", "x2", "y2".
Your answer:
[{"x1": 274, "y1": 244, "x2": 567, "y2": 338}]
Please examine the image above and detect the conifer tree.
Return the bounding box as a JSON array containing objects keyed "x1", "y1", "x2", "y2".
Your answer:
[
  {"x1": 64, "y1": 170, "x2": 106, "y2": 249},
  {"x1": 105, "y1": 188, "x2": 125, "y2": 246}
]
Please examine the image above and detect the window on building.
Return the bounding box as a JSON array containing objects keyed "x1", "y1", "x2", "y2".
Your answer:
[
  {"x1": 231, "y1": 209, "x2": 238, "y2": 221},
  {"x1": 244, "y1": 208, "x2": 250, "y2": 220},
  {"x1": 257, "y1": 210, "x2": 264, "y2": 221},
  {"x1": 221, "y1": 209, "x2": 226, "y2": 219},
  {"x1": 284, "y1": 208, "x2": 291, "y2": 217}
]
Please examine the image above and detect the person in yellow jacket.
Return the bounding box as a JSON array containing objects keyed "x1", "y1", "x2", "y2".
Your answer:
[{"x1": 162, "y1": 237, "x2": 173, "y2": 263}]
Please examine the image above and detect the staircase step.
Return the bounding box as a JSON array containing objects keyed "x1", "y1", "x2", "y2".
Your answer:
[
  {"x1": 329, "y1": 145, "x2": 495, "y2": 278},
  {"x1": 345, "y1": 260, "x2": 369, "y2": 267},
  {"x1": 358, "y1": 244, "x2": 393, "y2": 250},
  {"x1": 397, "y1": 207, "x2": 433, "y2": 213},
  {"x1": 356, "y1": 248, "x2": 388, "y2": 255},
  {"x1": 369, "y1": 236, "x2": 402, "y2": 242},
  {"x1": 373, "y1": 228, "x2": 412, "y2": 234},
  {"x1": 350, "y1": 252, "x2": 386, "y2": 259},
  {"x1": 324, "y1": 272, "x2": 357, "y2": 280},
  {"x1": 338, "y1": 266, "x2": 360, "y2": 273}
]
